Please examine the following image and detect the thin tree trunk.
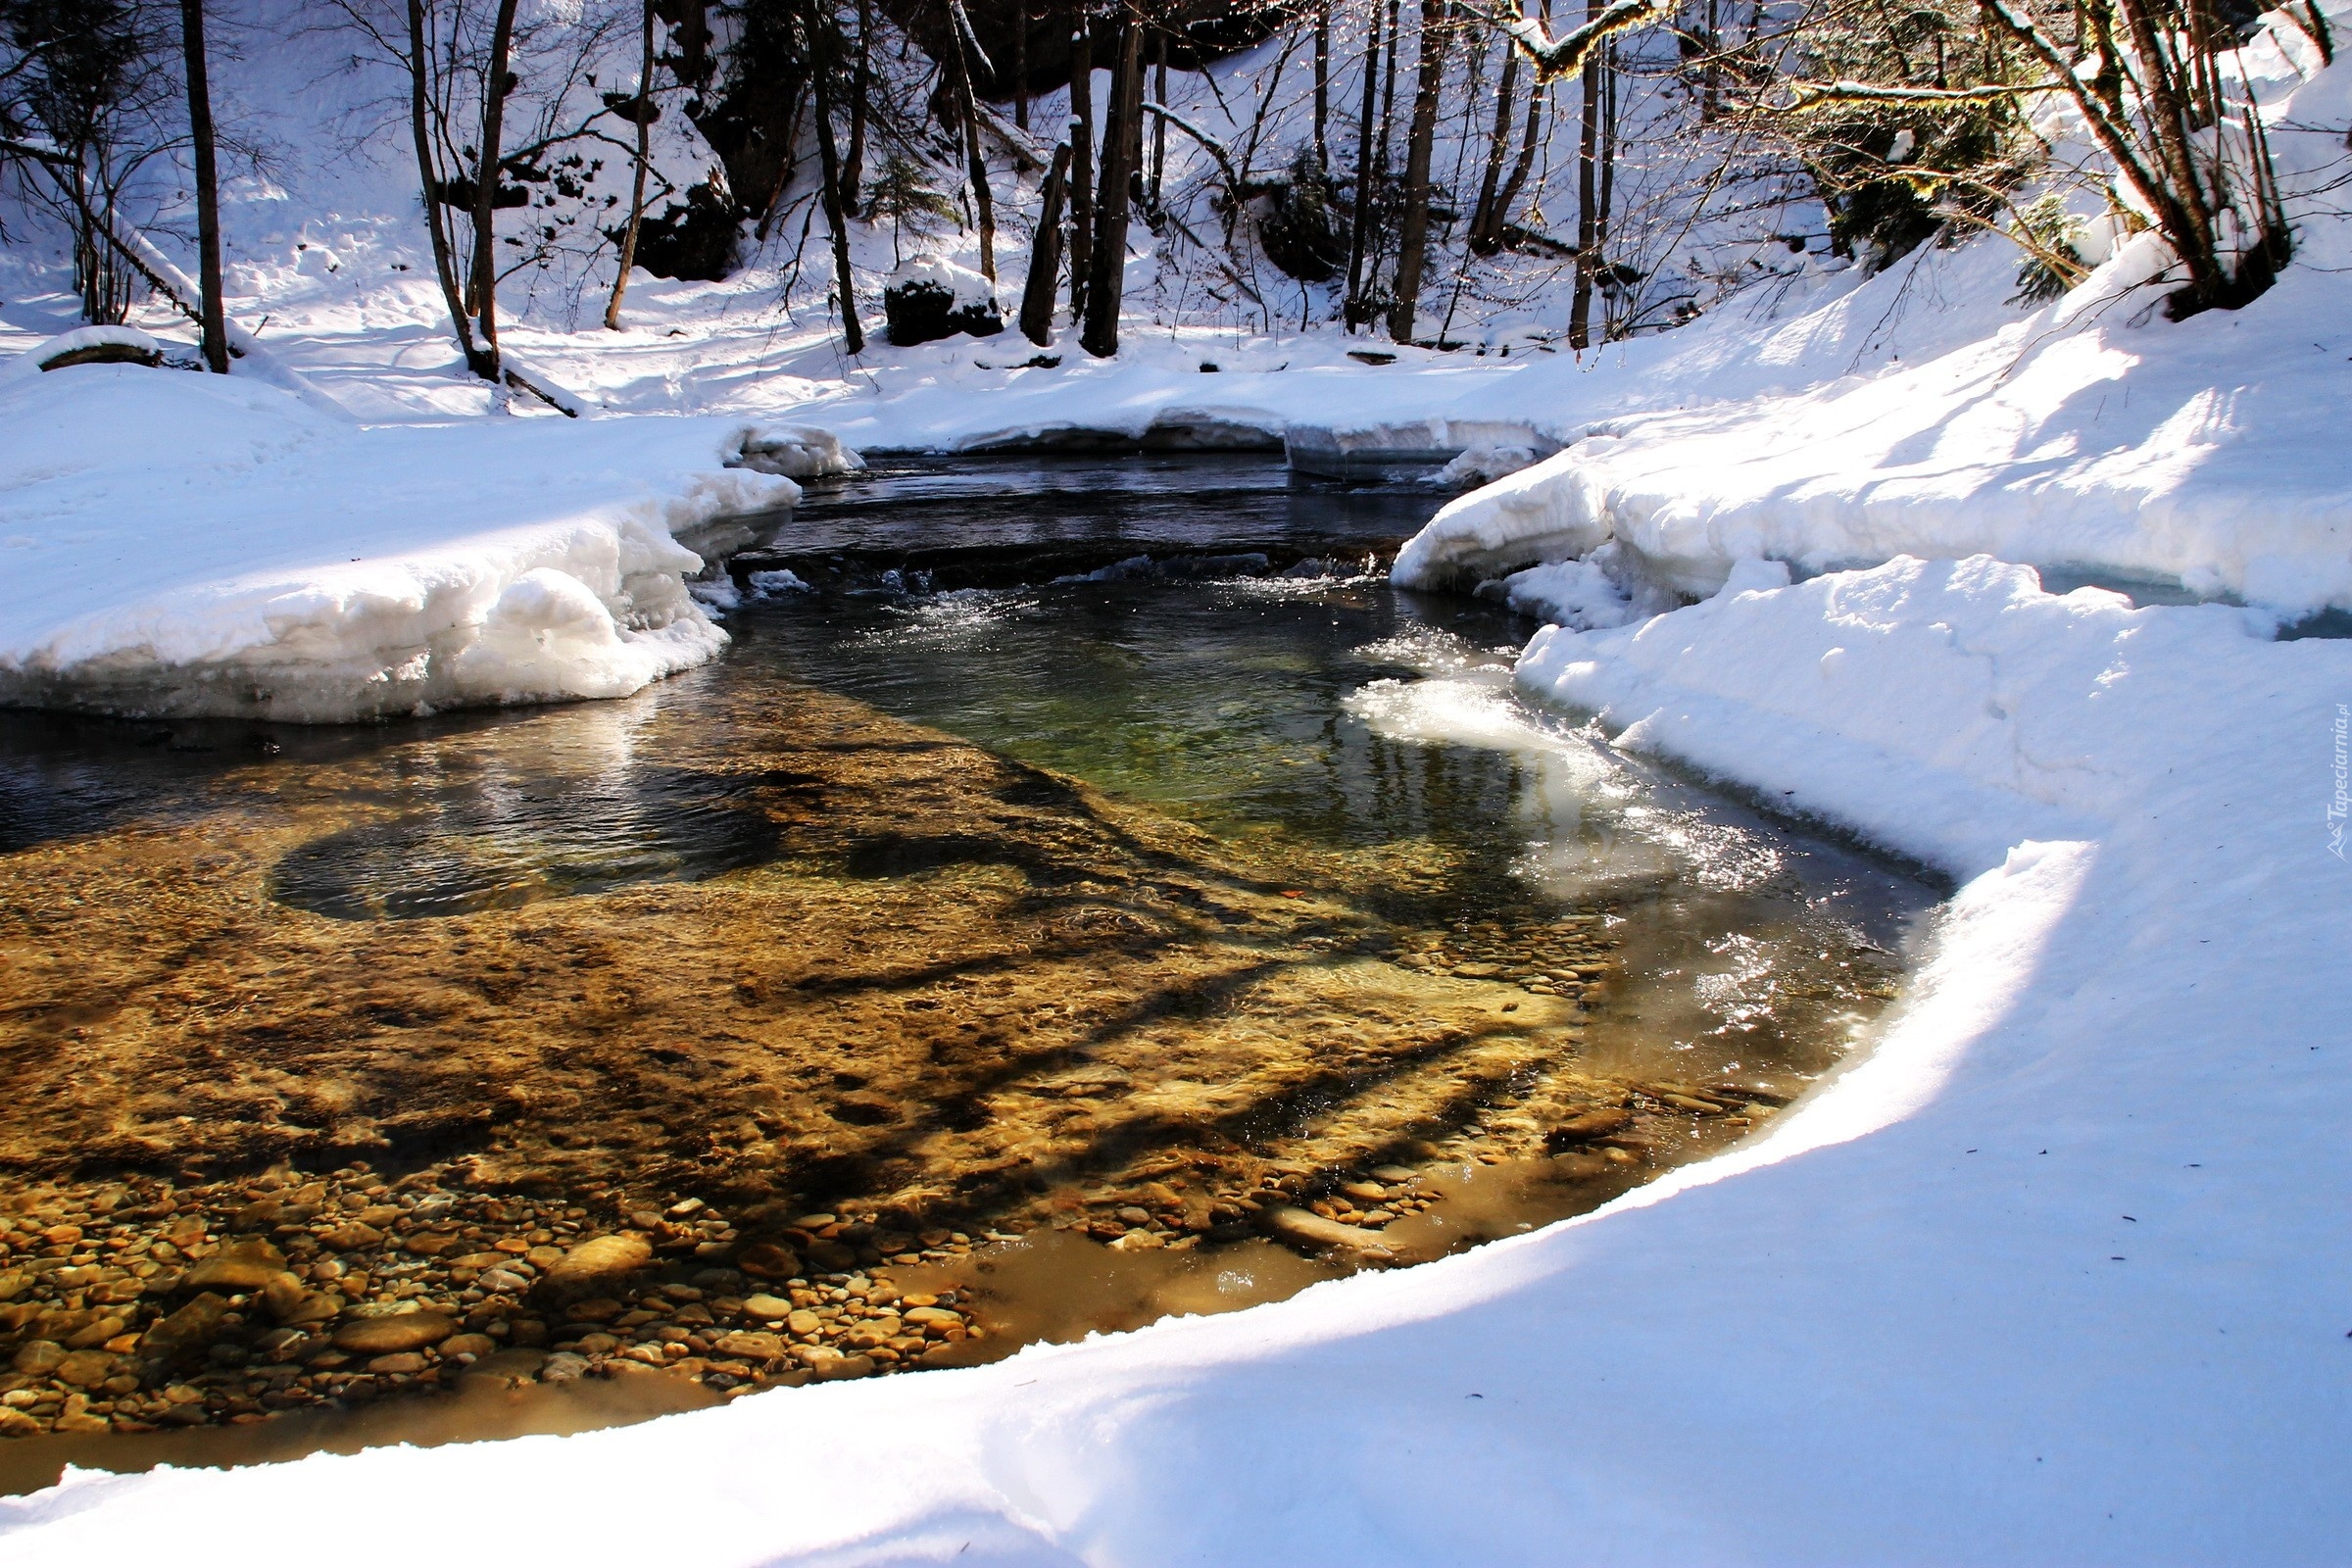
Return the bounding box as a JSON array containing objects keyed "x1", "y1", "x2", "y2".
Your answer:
[
  {"x1": 1469, "y1": 31, "x2": 1517, "y2": 253},
  {"x1": 844, "y1": 0, "x2": 871, "y2": 214},
  {"x1": 604, "y1": 0, "x2": 656, "y2": 329},
  {"x1": 1702, "y1": 0, "x2": 1720, "y2": 119},
  {"x1": 1019, "y1": 139, "x2": 1072, "y2": 343},
  {"x1": 1342, "y1": 0, "x2": 1383, "y2": 325},
  {"x1": 945, "y1": 0, "x2": 996, "y2": 280},
  {"x1": 1149, "y1": 42, "x2": 1167, "y2": 212},
  {"x1": 1313, "y1": 0, "x2": 1331, "y2": 168},
  {"x1": 178, "y1": 0, "x2": 227, "y2": 373},
  {"x1": 470, "y1": 0, "x2": 522, "y2": 382},
  {"x1": 1388, "y1": 0, "x2": 1446, "y2": 341},
  {"x1": 1569, "y1": 0, "x2": 1601, "y2": 351},
  {"x1": 1493, "y1": 70, "x2": 1544, "y2": 238},
  {"x1": 1080, "y1": 18, "x2": 1140, "y2": 357},
  {"x1": 812, "y1": 26, "x2": 863, "y2": 354},
  {"x1": 408, "y1": 0, "x2": 489, "y2": 376},
  {"x1": 1013, "y1": 2, "x2": 1029, "y2": 129},
  {"x1": 1066, "y1": 10, "x2": 1096, "y2": 322}
]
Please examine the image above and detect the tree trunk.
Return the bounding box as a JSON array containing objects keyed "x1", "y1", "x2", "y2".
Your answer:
[
  {"x1": 408, "y1": 0, "x2": 489, "y2": 377},
  {"x1": 1568, "y1": 1, "x2": 1601, "y2": 351},
  {"x1": 945, "y1": 0, "x2": 997, "y2": 281},
  {"x1": 1341, "y1": 0, "x2": 1383, "y2": 325},
  {"x1": 1313, "y1": 0, "x2": 1331, "y2": 168},
  {"x1": 178, "y1": 0, "x2": 227, "y2": 373},
  {"x1": 1066, "y1": 11, "x2": 1096, "y2": 323},
  {"x1": 1468, "y1": 32, "x2": 1519, "y2": 254},
  {"x1": 1013, "y1": 2, "x2": 1029, "y2": 129},
  {"x1": 845, "y1": 0, "x2": 871, "y2": 214},
  {"x1": 1388, "y1": 0, "x2": 1447, "y2": 341},
  {"x1": 1492, "y1": 70, "x2": 1544, "y2": 241},
  {"x1": 604, "y1": 0, "x2": 656, "y2": 330},
  {"x1": 812, "y1": 28, "x2": 863, "y2": 354},
  {"x1": 1149, "y1": 43, "x2": 1167, "y2": 212},
  {"x1": 1080, "y1": 19, "x2": 1140, "y2": 358},
  {"x1": 470, "y1": 0, "x2": 522, "y2": 382},
  {"x1": 1018, "y1": 140, "x2": 1072, "y2": 344}
]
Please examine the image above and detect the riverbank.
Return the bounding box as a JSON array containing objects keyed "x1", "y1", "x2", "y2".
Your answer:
[{"x1": 0, "y1": 364, "x2": 821, "y2": 721}]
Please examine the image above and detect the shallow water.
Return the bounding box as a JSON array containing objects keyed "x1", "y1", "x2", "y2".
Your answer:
[{"x1": 0, "y1": 458, "x2": 1936, "y2": 1488}]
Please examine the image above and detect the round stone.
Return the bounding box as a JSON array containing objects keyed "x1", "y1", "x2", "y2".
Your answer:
[
  {"x1": 540, "y1": 1234, "x2": 653, "y2": 1292},
  {"x1": 331, "y1": 1310, "x2": 458, "y2": 1355}
]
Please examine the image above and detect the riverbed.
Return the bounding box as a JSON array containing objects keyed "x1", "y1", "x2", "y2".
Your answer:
[{"x1": 0, "y1": 457, "x2": 1935, "y2": 1488}]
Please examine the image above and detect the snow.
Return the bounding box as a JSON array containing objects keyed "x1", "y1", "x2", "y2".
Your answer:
[{"x1": 0, "y1": 366, "x2": 799, "y2": 719}]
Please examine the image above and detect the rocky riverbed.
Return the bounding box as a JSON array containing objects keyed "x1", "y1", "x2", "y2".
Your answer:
[
  {"x1": 0, "y1": 1053, "x2": 1792, "y2": 1444},
  {"x1": 0, "y1": 643, "x2": 1901, "y2": 1448}
]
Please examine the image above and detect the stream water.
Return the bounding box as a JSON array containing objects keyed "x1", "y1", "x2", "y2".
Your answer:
[{"x1": 0, "y1": 457, "x2": 1937, "y2": 1492}]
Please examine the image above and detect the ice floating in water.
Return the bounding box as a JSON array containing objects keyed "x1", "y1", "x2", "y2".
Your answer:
[{"x1": 747, "y1": 568, "x2": 815, "y2": 596}]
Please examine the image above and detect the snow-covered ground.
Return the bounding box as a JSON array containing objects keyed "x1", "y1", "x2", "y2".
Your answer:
[{"x1": 2, "y1": 0, "x2": 2348, "y2": 1557}]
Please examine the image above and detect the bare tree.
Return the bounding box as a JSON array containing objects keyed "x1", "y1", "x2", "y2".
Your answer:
[
  {"x1": 177, "y1": 0, "x2": 225, "y2": 370},
  {"x1": 811, "y1": 3, "x2": 863, "y2": 351},
  {"x1": 1341, "y1": 0, "x2": 1384, "y2": 323},
  {"x1": 467, "y1": 0, "x2": 522, "y2": 376},
  {"x1": 1066, "y1": 6, "x2": 1096, "y2": 320},
  {"x1": 943, "y1": 0, "x2": 997, "y2": 279},
  {"x1": 1080, "y1": 13, "x2": 1141, "y2": 356},
  {"x1": 1019, "y1": 137, "x2": 1072, "y2": 341},
  {"x1": 1387, "y1": 0, "x2": 1448, "y2": 339},
  {"x1": 603, "y1": 0, "x2": 655, "y2": 329}
]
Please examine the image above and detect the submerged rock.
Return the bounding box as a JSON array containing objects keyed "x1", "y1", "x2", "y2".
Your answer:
[
  {"x1": 332, "y1": 1311, "x2": 458, "y2": 1355},
  {"x1": 540, "y1": 1234, "x2": 654, "y2": 1293},
  {"x1": 1264, "y1": 1206, "x2": 1396, "y2": 1260}
]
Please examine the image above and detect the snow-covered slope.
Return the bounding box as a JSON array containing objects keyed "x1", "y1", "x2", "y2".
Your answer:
[{"x1": 1394, "y1": 23, "x2": 2352, "y2": 617}]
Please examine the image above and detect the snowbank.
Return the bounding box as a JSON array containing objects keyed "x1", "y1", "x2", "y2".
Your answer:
[
  {"x1": 0, "y1": 366, "x2": 803, "y2": 720},
  {"x1": 1394, "y1": 253, "x2": 2352, "y2": 613},
  {"x1": 6, "y1": 554, "x2": 2342, "y2": 1564},
  {"x1": 1395, "y1": 44, "x2": 2352, "y2": 617}
]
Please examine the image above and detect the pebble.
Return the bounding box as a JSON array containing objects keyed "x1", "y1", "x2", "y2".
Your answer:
[
  {"x1": 182, "y1": 1240, "x2": 286, "y2": 1293},
  {"x1": 740, "y1": 1294, "x2": 794, "y2": 1320},
  {"x1": 1264, "y1": 1207, "x2": 1396, "y2": 1260},
  {"x1": 714, "y1": 1331, "x2": 785, "y2": 1361},
  {"x1": 736, "y1": 1241, "x2": 801, "y2": 1281},
  {"x1": 332, "y1": 1311, "x2": 457, "y2": 1355},
  {"x1": 540, "y1": 1234, "x2": 653, "y2": 1291},
  {"x1": 1545, "y1": 1107, "x2": 1634, "y2": 1146}
]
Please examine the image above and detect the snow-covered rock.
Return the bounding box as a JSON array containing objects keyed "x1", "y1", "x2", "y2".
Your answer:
[
  {"x1": 882, "y1": 257, "x2": 1004, "y2": 347},
  {"x1": 732, "y1": 423, "x2": 866, "y2": 478}
]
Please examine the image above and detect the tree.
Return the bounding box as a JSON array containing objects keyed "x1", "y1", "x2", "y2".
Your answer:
[
  {"x1": 177, "y1": 0, "x2": 225, "y2": 371},
  {"x1": 1018, "y1": 137, "x2": 1072, "y2": 342},
  {"x1": 603, "y1": 0, "x2": 656, "y2": 329},
  {"x1": 467, "y1": 0, "x2": 523, "y2": 378},
  {"x1": 1386, "y1": 0, "x2": 1448, "y2": 340},
  {"x1": 1080, "y1": 13, "x2": 1141, "y2": 356},
  {"x1": 810, "y1": 2, "x2": 863, "y2": 352}
]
